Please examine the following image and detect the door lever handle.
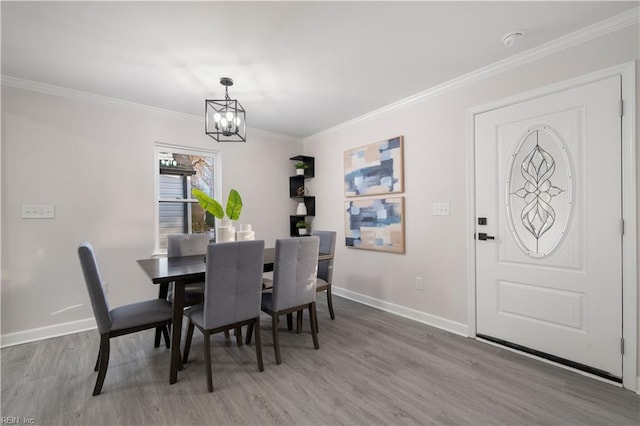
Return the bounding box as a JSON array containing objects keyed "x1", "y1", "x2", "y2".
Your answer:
[{"x1": 478, "y1": 233, "x2": 495, "y2": 241}]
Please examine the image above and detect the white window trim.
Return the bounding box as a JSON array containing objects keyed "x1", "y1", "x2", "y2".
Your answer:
[{"x1": 153, "y1": 142, "x2": 222, "y2": 255}]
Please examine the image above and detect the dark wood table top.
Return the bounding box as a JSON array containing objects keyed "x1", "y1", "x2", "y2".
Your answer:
[{"x1": 137, "y1": 247, "x2": 331, "y2": 284}]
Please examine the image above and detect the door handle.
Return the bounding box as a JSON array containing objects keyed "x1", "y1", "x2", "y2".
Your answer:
[{"x1": 478, "y1": 233, "x2": 495, "y2": 241}]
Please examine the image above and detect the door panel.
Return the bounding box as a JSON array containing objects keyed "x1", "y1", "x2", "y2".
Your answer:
[{"x1": 475, "y1": 76, "x2": 622, "y2": 377}]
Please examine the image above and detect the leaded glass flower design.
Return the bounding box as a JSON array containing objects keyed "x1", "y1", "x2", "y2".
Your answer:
[
  {"x1": 512, "y1": 144, "x2": 565, "y2": 239},
  {"x1": 506, "y1": 126, "x2": 572, "y2": 257}
]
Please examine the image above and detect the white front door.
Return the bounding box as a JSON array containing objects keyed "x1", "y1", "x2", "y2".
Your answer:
[{"x1": 475, "y1": 75, "x2": 622, "y2": 378}]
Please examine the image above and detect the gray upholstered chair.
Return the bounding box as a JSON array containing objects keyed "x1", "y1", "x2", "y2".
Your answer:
[
  {"x1": 248, "y1": 237, "x2": 320, "y2": 365},
  {"x1": 154, "y1": 233, "x2": 210, "y2": 347},
  {"x1": 182, "y1": 240, "x2": 265, "y2": 392},
  {"x1": 78, "y1": 242, "x2": 173, "y2": 396},
  {"x1": 166, "y1": 233, "x2": 209, "y2": 305},
  {"x1": 313, "y1": 230, "x2": 336, "y2": 318},
  {"x1": 296, "y1": 231, "x2": 336, "y2": 333}
]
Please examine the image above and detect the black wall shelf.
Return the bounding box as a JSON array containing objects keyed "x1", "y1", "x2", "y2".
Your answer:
[{"x1": 289, "y1": 155, "x2": 315, "y2": 236}]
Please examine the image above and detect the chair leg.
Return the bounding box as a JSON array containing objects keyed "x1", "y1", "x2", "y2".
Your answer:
[
  {"x1": 296, "y1": 310, "x2": 303, "y2": 334},
  {"x1": 162, "y1": 325, "x2": 171, "y2": 348},
  {"x1": 203, "y1": 331, "x2": 214, "y2": 392},
  {"x1": 93, "y1": 334, "x2": 110, "y2": 396},
  {"x1": 326, "y1": 286, "x2": 335, "y2": 320},
  {"x1": 309, "y1": 303, "x2": 319, "y2": 350},
  {"x1": 183, "y1": 319, "x2": 195, "y2": 364},
  {"x1": 254, "y1": 317, "x2": 264, "y2": 372},
  {"x1": 286, "y1": 313, "x2": 293, "y2": 331},
  {"x1": 272, "y1": 315, "x2": 281, "y2": 365},
  {"x1": 154, "y1": 327, "x2": 162, "y2": 348},
  {"x1": 314, "y1": 299, "x2": 319, "y2": 334},
  {"x1": 246, "y1": 322, "x2": 254, "y2": 345},
  {"x1": 235, "y1": 327, "x2": 243, "y2": 347},
  {"x1": 94, "y1": 345, "x2": 100, "y2": 372}
]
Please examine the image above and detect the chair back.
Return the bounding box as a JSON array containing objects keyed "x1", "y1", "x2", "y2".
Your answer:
[
  {"x1": 272, "y1": 237, "x2": 320, "y2": 312},
  {"x1": 202, "y1": 240, "x2": 265, "y2": 330},
  {"x1": 167, "y1": 233, "x2": 209, "y2": 258},
  {"x1": 77, "y1": 242, "x2": 111, "y2": 334},
  {"x1": 311, "y1": 230, "x2": 336, "y2": 284}
]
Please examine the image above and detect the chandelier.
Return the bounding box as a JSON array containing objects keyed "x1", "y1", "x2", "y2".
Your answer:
[{"x1": 205, "y1": 77, "x2": 246, "y2": 142}]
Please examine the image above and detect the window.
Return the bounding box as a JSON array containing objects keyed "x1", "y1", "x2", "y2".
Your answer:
[{"x1": 155, "y1": 144, "x2": 221, "y2": 252}]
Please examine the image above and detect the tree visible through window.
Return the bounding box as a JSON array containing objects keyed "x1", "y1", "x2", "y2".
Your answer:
[{"x1": 156, "y1": 146, "x2": 220, "y2": 250}]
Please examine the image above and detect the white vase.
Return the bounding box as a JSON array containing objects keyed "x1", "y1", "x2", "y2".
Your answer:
[
  {"x1": 236, "y1": 224, "x2": 255, "y2": 241},
  {"x1": 296, "y1": 202, "x2": 307, "y2": 215},
  {"x1": 296, "y1": 168, "x2": 305, "y2": 175},
  {"x1": 298, "y1": 228, "x2": 308, "y2": 236},
  {"x1": 217, "y1": 219, "x2": 236, "y2": 243}
]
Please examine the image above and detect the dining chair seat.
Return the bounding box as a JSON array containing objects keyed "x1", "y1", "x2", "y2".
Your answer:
[{"x1": 110, "y1": 299, "x2": 175, "y2": 331}]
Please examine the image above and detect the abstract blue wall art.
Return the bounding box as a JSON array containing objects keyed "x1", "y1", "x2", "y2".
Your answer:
[
  {"x1": 344, "y1": 136, "x2": 404, "y2": 197},
  {"x1": 345, "y1": 197, "x2": 405, "y2": 253}
]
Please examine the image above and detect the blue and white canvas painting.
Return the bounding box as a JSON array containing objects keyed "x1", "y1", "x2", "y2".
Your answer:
[
  {"x1": 344, "y1": 136, "x2": 404, "y2": 197},
  {"x1": 345, "y1": 197, "x2": 405, "y2": 253}
]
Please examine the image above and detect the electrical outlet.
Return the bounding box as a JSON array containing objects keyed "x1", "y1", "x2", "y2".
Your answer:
[{"x1": 415, "y1": 277, "x2": 424, "y2": 291}]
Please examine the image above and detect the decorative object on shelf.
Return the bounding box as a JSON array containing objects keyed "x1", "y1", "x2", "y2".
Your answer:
[
  {"x1": 345, "y1": 196, "x2": 405, "y2": 253},
  {"x1": 296, "y1": 186, "x2": 309, "y2": 197},
  {"x1": 236, "y1": 224, "x2": 255, "y2": 241},
  {"x1": 205, "y1": 77, "x2": 246, "y2": 143},
  {"x1": 296, "y1": 220, "x2": 310, "y2": 236},
  {"x1": 296, "y1": 202, "x2": 307, "y2": 216},
  {"x1": 344, "y1": 136, "x2": 404, "y2": 197},
  {"x1": 191, "y1": 188, "x2": 243, "y2": 242},
  {"x1": 295, "y1": 162, "x2": 308, "y2": 175}
]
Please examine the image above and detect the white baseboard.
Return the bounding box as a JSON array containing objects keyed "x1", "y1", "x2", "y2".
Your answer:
[
  {"x1": 1, "y1": 318, "x2": 96, "y2": 348},
  {"x1": 332, "y1": 286, "x2": 469, "y2": 337}
]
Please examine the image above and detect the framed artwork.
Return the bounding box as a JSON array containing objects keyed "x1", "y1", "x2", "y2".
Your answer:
[
  {"x1": 344, "y1": 136, "x2": 404, "y2": 197},
  {"x1": 345, "y1": 197, "x2": 405, "y2": 253}
]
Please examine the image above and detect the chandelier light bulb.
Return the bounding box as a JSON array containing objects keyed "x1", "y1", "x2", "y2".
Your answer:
[{"x1": 213, "y1": 112, "x2": 221, "y2": 122}]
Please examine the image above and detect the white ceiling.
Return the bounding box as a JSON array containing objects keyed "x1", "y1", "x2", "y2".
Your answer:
[{"x1": 2, "y1": 1, "x2": 638, "y2": 138}]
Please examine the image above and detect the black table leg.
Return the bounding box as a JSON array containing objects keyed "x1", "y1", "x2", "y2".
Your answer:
[{"x1": 170, "y1": 281, "x2": 185, "y2": 384}]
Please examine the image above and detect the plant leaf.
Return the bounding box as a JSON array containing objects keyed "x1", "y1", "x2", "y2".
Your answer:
[
  {"x1": 191, "y1": 188, "x2": 224, "y2": 219},
  {"x1": 226, "y1": 189, "x2": 243, "y2": 220}
]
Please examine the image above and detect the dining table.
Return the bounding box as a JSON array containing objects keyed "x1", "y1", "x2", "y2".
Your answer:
[{"x1": 137, "y1": 247, "x2": 332, "y2": 384}]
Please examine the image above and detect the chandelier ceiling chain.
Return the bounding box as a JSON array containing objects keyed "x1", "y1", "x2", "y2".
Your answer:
[{"x1": 205, "y1": 77, "x2": 246, "y2": 143}]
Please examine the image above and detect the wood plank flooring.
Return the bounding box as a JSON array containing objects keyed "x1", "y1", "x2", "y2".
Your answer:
[{"x1": 2, "y1": 296, "x2": 639, "y2": 425}]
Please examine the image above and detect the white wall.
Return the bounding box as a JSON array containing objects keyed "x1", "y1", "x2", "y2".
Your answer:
[
  {"x1": 0, "y1": 85, "x2": 302, "y2": 339},
  {"x1": 304, "y1": 24, "x2": 639, "y2": 365}
]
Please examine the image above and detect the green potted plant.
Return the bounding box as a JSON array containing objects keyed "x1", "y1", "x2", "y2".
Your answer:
[
  {"x1": 191, "y1": 188, "x2": 243, "y2": 242},
  {"x1": 296, "y1": 220, "x2": 310, "y2": 236},
  {"x1": 295, "y1": 162, "x2": 308, "y2": 175}
]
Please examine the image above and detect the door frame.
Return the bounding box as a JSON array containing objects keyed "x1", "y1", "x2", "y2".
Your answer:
[{"x1": 466, "y1": 62, "x2": 637, "y2": 391}]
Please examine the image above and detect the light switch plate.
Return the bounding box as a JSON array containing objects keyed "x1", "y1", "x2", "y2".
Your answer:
[
  {"x1": 433, "y1": 202, "x2": 450, "y2": 216},
  {"x1": 21, "y1": 204, "x2": 55, "y2": 219}
]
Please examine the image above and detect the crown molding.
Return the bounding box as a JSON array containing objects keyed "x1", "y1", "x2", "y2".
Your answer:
[
  {"x1": 1, "y1": 74, "x2": 203, "y2": 121},
  {"x1": 1, "y1": 74, "x2": 301, "y2": 143},
  {"x1": 305, "y1": 7, "x2": 639, "y2": 141}
]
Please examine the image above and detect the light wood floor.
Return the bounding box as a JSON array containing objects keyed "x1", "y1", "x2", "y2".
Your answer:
[{"x1": 2, "y1": 296, "x2": 639, "y2": 425}]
